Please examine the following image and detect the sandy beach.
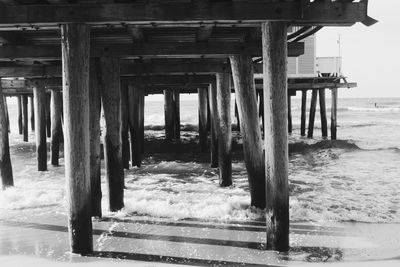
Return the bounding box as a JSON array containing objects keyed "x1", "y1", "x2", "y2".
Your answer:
[
  {"x1": 1, "y1": 208, "x2": 400, "y2": 266},
  {"x1": 1, "y1": 122, "x2": 399, "y2": 266}
]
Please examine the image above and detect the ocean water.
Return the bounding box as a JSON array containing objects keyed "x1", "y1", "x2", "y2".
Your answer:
[{"x1": 0, "y1": 95, "x2": 399, "y2": 224}]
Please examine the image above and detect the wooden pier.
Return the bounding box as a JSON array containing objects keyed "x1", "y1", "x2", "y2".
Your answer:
[{"x1": 0, "y1": 0, "x2": 374, "y2": 255}]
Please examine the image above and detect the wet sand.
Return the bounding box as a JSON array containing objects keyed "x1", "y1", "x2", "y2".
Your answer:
[
  {"x1": 1, "y1": 214, "x2": 400, "y2": 266},
  {"x1": 1, "y1": 129, "x2": 400, "y2": 266}
]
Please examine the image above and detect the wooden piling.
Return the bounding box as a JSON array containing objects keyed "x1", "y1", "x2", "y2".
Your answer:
[
  {"x1": 128, "y1": 83, "x2": 144, "y2": 168},
  {"x1": 100, "y1": 56, "x2": 124, "y2": 212},
  {"x1": 3, "y1": 97, "x2": 10, "y2": 133},
  {"x1": 234, "y1": 100, "x2": 240, "y2": 132},
  {"x1": 319, "y1": 89, "x2": 328, "y2": 138},
  {"x1": 258, "y1": 90, "x2": 264, "y2": 133},
  {"x1": 46, "y1": 93, "x2": 51, "y2": 138},
  {"x1": 208, "y1": 81, "x2": 219, "y2": 168},
  {"x1": 164, "y1": 89, "x2": 174, "y2": 141},
  {"x1": 138, "y1": 87, "x2": 145, "y2": 158},
  {"x1": 262, "y1": 21, "x2": 289, "y2": 252},
  {"x1": 89, "y1": 58, "x2": 102, "y2": 218},
  {"x1": 50, "y1": 90, "x2": 63, "y2": 166},
  {"x1": 17, "y1": 96, "x2": 22, "y2": 135},
  {"x1": 30, "y1": 96, "x2": 35, "y2": 131},
  {"x1": 120, "y1": 83, "x2": 130, "y2": 169},
  {"x1": 172, "y1": 90, "x2": 180, "y2": 140},
  {"x1": 287, "y1": 95, "x2": 292, "y2": 134},
  {"x1": 216, "y1": 73, "x2": 232, "y2": 187},
  {"x1": 307, "y1": 89, "x2": 318, "y2": 138},
  {"x1": 22, "y1": 95, "x2": 29, "y2": 142},
  {"x1": 33, "y1": 84, "x2": 47, "y2": 172},
  {"x1": 198, "y1": 88, "x2": 208, "y2": 152},
  {"x1": 61, "y1": 23, "x2": 92, "y2": 254},
  {"x1": 331, "y1": 88, "x2": 338, "y2": 140},
  {"x1": 139, "y1": 90, "x2": 145, "y2": 152},
  {"x1": 230, "y1": 54, "x2": 265, "y2": 209},
  {"x1": 0, "y1": 86, "x2": 13, "y2": 189},
  {"x1": 300, "y1": 90, "x2": 307, "y2": 136},
  {"x1": 206, "y1": 92, "x2": 211, "y2": 133}
]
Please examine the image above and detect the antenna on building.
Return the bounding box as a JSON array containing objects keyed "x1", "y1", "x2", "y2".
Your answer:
[{"x1": 338, "y1": 34, "x2": 342, "y2": 75}]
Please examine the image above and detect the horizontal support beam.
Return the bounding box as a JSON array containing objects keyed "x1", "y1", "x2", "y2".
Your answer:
[
  {"x1": 0, "y1": 65, "x2": 61, "y2": 78},
  {"x1": 0, "y1": 1, "x2": 370, "y2": 28},
  {"x1": 1, "y1": 78, "x2": 357, "y2": 93},
  {"x1": 2, "y1": 76, "x2": 216, "y2": 89},
  {"x1": 0, "y1": 42, "x2": 303, "y2": 60},
  {"x1": 0, "y1": 88, "x2": 35, "y2": 96},
  {"x1": 126, "y1": 81, "x2": 359, "y2": 92},
  {"x1": 0, "y1": 63, "x2": 264, "y2": 77},
  {"x1": 0, "y1": 78, "x2": 25, "y2": 88},
  {"x1": 285, "y1": 82, "x2": 357, "y2": 90},
  {"x1": 121, "y1": 63, "x2": 233, "y2": 76}
]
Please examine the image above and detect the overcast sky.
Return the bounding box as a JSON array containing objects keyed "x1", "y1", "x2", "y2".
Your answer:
[{"x1": 316, "y1": 0, "x2": 399, "y2": 98}]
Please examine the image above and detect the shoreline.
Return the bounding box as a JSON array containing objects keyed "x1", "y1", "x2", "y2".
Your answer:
[
  {"x1": 0, "y1": 215, "x2": 399, "y2": 266},
  {"x1": 1, "y1": 100, "x2": 400, "y2": 265}
]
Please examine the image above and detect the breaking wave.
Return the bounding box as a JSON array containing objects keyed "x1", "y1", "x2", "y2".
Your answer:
[
  {"x1": 347, "y1": 107, "x2": 400, "y2": 112},
  {"x1": 290, "y1": 140, "x2": 361, "y2": 154}
]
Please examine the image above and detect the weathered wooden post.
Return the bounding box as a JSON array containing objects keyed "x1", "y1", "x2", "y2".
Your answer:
[
  {"x1": 120, "y1": 82, "x2": 130, "y2": 169},
  {"x1": 61, "y1": 23, "x2": 92, "y2": 254},
  {"x1": 17, "y1": 96, "x2": 22, "y2": 135},
  {"x1": 22, "y1": 95, "x2": 29, "y2": 142},
  {"x1": 33, "y1": 82, "x2": 47, "y2": 171},
  {"x1": 331, "y1": 88, "x2": 338, "y2": 140},
  {"x1": 287, "y1": 95, "x2": 292, "y2": 134},
  {"x1": 319, "y1": 89, "x2": 328, "y2": 138},
  {"x1": 258, "y1": 90, "x2": 265, "y2": 133},
  {"x1": 300, "y1": 90, "x2": 307, "y2": 136},
  {"x1": 128, "y1": 83, "x2": 144, "y2": 168},
  {"x1": 307, "y1": 89, "x2": 318, "y2": 138},
  {"x1": 50, "y1": 89, "x2": 63, "y2": 166},
  {"x1": 230, "y1": 54, "x2": 266, "y2": 209},
  {"x1": 208, "y1": 81, "x2": 219, "y2": 168},
  {"x1": 262, "y1": 21, "x2": 289, "y2": 252},
  {"x1": 216, "y1": 73, "x2": 232, "y2": 187},
  {"x1": 0, "y1": 85, "x2": 13, "y2": 189},
  {"x1": 164, "y1": 89, "x2": 174, "y2": 141},
  {"x1": 3, "y1": 97, "x2": 10, "y2": 133},
  {"x1": 172, "y1": 90, "x2": 180, "y2": 140},
  {"x1": 46, "y1": 93, "x2": 51, "y2": 138},
  {"x1": 89, "y1": 58, "x2": 102, "y2": 218},
  {"x1": 139, "y1": 89, "x2": 145, "y2": 152},
  {"x1": 234, "y1": 100, "x2": 240, "y2": 132},
  {"x1": 100, "y1": 56, "x2": 124, "y2": 212},
  {"x1": 206, "y1": 91, "x2": 211, "y2": 133},
  {"x1": 198, "y1": 88, "x2": 208, "y2": 152},
  {"x1": 164, "y1": 90, "x2": 172, "y2": 137},
  {"x1": 30, "y1": 96, "x2": 35, "y2": 131}
]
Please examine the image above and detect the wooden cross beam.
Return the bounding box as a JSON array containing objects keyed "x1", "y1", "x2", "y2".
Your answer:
[
  {"x1": 0, "y1": 42, "x2": 304, "y2": 59},
  {"x1": 1, "y1": 77, "x2": 357, "y2": 93},
  {"x1": 0, "y1": 65, "x2": 61, "y2": 78},
  {"x1": 0, "y1": 78, "x2": 25, "y2": 89},
  {"x1": 0, "y1": 62, "x2": 264, "y2": 77},
  {"x1": 0, "y1": 1, "x2": 372, "y2": 28},
  {"x1": 0, "y1": 81, "x2": 357, "y2": 96}
]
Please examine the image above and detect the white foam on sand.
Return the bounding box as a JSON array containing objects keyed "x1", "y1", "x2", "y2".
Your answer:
[
  {"x1": 104, "y1": 161, "x2": 265, "y2": 221},
  {"x1": 0, "y1": 164, "x2": 66, "y2": 220},
  {"x1": 0, "y1": 184, "x2": 64, "y2": 211}
]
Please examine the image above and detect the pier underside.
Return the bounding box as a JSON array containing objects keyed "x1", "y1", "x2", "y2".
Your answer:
[{"x1": 0, "y1": 0, "x2": 374, "y2": 257}]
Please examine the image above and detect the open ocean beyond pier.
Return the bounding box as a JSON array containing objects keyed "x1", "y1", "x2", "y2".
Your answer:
[{"x1": 0, "y1": 95, "x2": 399, "y2": 266}]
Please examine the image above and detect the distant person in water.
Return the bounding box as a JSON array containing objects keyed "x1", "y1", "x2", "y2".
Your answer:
[{"x1": 375, "y1": 102, "x2": 377, "y2": 108}]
